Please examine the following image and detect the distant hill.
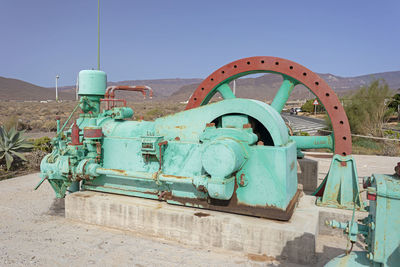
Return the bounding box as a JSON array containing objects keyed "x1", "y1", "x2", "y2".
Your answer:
[
  {"x1": 1, "y1": 71, "x2": 399, "y2": 101},
  {"x1": 170, "y1": 71, "x2": 400, "y2": 102},
  {"x1": 0, "y1": 76, "x2": 72, "y2": 101},
  {"x1": 56, "y1": 78, "x2": 203, "y2": 101}
]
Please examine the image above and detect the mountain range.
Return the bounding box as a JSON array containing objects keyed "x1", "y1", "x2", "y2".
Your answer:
[{"x1": 1, "y1": 71, "x2": 399, "y2": 102}]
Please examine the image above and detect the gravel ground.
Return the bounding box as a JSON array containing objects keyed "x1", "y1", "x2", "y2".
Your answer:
[
  {"x1": 0, "y1": 173, "x2": 293, "y2": 267},
  {"x1": 1, "y1": 153, "x2": 398, "y2": 266}
]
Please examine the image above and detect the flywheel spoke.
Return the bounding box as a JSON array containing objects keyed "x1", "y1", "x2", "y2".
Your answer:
[
  {"x1": 215, "y1": 82, "x2": 236, "y2": 99},
  {"x1": 270, "y1": 76, "x2": 297, "y2": 113}
]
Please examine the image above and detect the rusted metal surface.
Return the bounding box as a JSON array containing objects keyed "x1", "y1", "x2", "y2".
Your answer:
[
  {"x1": 185, "y1": 56, "x2": 352, "y2": 157},
  {"x1": 158, "y1": 141, "x2": 168, "y2": 171},
  {"x1": 395, "y1": 162, "x2": 400, "y2": 176},
  {"x1": 100, "y1": 98, "x2": 127, "y2": 109},
  {"x1": 70, "y1": 122, "x2": 83, "y2": 146},
  {"x1": 161, "y1": 174, "x2": 191, "y2": 179},
  {"x1": 104, "y1": 85, "x2": 153, "y2": 109},
  {"x1": 84, "y1": 127, "x2": 103, "y2": 139},
  {"x1": 168, "y1": 184, "x2": 301, "y2": 221}
]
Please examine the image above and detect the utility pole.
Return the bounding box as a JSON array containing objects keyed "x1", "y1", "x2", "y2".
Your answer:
[
  {"x1": 314, "y1": 103, "x2": 316, "y2": 117},
  {"x1": 233, "y1": 80, "x2": 236, "y2": 95},
  {"x1": 75, "y1": 75, "x2": 79, "y2": 101},
  {"x1": 398, "y1": 104, "x2": 400, "y2": 121},
  {"x1": 55, "y1": 75, "x2": 60, "y2": 102}
]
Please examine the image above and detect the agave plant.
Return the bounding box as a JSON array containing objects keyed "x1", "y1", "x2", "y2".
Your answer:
[{"x1": 0, "y1": 126, "x2": 33, "y2": 170}]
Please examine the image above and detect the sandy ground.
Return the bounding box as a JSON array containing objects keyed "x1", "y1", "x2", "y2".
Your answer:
[{"x1": 0, "y1": 154, "x2": 398, "y2": 266}]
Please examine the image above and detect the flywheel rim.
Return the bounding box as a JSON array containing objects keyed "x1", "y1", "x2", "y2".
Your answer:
[{"x1": 185, "y1": 56, "x2": 352, "y2": 156}]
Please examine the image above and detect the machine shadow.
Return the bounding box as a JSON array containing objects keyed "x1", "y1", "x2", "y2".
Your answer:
[
  {"x1": 47, "y1": 198, "x2": 65, "y2": 217},
  {"x1": 275, "y1": 233, "x2": 347, "y2": 266}
]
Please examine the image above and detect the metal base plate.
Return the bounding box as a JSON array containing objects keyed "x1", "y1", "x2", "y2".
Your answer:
[{"x1": 167, "y1": 188, "x2": 301, "y2": 221}]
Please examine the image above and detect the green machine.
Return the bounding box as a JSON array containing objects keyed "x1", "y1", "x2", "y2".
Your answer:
[
  {"x1": 38, "y1": 56, "x2": 362, "y2": 220},
  {"x1": 325, "y1": 166, "x2": 400, "y2": 266}
]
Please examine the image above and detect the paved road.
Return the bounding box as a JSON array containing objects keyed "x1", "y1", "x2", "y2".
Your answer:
[{"x1": 282, "y1": 114, "x2": 326, "y2": 135}]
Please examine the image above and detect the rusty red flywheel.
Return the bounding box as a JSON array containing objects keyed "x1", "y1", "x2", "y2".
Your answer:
[{"x1": 185, "y1": 56, "x2": 352, "y2": 156}]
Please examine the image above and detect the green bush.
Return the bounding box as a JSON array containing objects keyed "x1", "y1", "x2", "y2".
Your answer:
[
  {"x1": 301, "y1": 99, "x2": 325, "y2": 113},
  {"x1": 345, "y1": 79, "x2": 394, "y2": 136},
  {"x1": 32, "y1": 136, "x2": 52, "y2": 152},
  {"x1": 352, "y1": 137, "x2": 380, "y2": 150},
  {"x1": 384, "y1": 130, "x2": 400, "y2": 139},
  {"x1": 295, "y1": 131, "x2": 310, "y2": 136},
  {"x1": 388, "y1": 93, "x2": 400, "y2": 110}
]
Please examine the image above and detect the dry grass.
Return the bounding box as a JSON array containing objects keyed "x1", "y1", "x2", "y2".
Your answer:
[{"x1": 0, "y1": 100, "x2": 186, "y2": 133}]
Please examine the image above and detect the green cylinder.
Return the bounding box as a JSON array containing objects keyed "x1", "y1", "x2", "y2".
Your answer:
[
  {"x1": 201, "y1": 139, "x2": 245, "y2": 179},
  {"x1": 78, "y1": 70, "x2": 107, "y2": 96}
]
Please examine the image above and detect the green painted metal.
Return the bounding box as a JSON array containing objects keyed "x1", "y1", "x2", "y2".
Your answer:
[
  {"x1": 270, "y1": 76, "x2": 298, "y2": 113},
  {"x1": 290, "y1": 135, "x2": 334, "y2": 150},
  {"x1": 315, "y1": 154, "x2": 363, "y2": 210},
  {"x1": 325, "y1": 173, "x2": 400, "y2": 266},
  {"x1": 186, "y1": 65, "x2": 361, "y2": 211},
  {"x1": 38, "y1": 67, "x2": 360, "y2": 220},
  {"x1": 78, "y1": 70, "x2": 107, "y2": 96},
  {"x1": 39, "y1": 73, "x2": 300, "y2": 219},
  {"x1": 324, "y1": 252, "x2": 371, "y2": 267},
  {"x1": 215, "y1": 82, "x2": 236, "y2": 99}
]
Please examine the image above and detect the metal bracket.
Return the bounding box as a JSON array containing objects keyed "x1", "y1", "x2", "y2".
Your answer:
[{"x1": 314, "y1": 154, "x2": 364, "y2": 210}]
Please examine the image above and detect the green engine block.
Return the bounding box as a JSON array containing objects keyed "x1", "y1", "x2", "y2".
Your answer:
[{"x1": 39, "y1": 69, "x2": 301, "y2": 220}]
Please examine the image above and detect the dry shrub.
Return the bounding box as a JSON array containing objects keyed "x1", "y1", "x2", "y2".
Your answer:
[
  {"x1": 26, "y1": 150, "x2": 47, "y2": 171},
  {"x1": 3, "y1": 116, "x2": 31, "y2": 131},
  {"x1": 42, "y1": 121, "x2": 57, "y2": 132},
  {"x1": 382, "y1": 141, "x2": 400, "y2": 157}
]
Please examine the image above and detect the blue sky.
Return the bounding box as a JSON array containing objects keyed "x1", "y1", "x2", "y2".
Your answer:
[{"x1": 1, "y1": 1, "x2": 399, "y2": 87}]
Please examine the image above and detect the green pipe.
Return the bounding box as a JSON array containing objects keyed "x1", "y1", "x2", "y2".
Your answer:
[
  {"x1": 159, "y1": 174, "x2": 193, "y2": 184},
  {"x1": 96, "y1": 168, "x2": 194, "y2": 184},
  {"x1": 290, "y1": 135, "x2": 333, "y2": 150},
  {"x1": 58, "y1": 102, "x2": 81, "y2": 136},
  {"x1": 56, "y1": 119, "x2": 60, "y2": 134},
  {"x1": 96, "y1": 168, "x2": 155, "y2": 180}
]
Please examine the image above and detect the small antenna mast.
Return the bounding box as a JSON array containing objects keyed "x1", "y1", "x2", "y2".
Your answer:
[{"x1": 97, "y1": 0, "x2": 100, "y2": 70}]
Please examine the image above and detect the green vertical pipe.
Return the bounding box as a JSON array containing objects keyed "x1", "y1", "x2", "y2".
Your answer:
[
  {"x1": 270, "y1": 77, "x2": 297, "y2": 113},
  {"x1": 56, "y1": 119, "x2": 60, "y2": 134},
  {"x1": 290, "y1": 135, "x2": 334, "y2": 150},
  {"x1": 216, "y1": 83, "x2": 236, "y2": 99}
]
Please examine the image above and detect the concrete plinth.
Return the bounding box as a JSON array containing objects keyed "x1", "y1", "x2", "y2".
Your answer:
[
  {"x1": 298, "y1": 158, "x2": 318, "y2": 192},
  {"x1": 66, "y1": 191, "x2": 319, "y2": 264}
]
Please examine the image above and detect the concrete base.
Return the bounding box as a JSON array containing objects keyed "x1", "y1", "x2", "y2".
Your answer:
[
  {"x1": 298, "y1": 158, "x2": 318, "y2": 193},
  {"x1": 66, "y1": 191, "x2": 319, "y2": 264}
]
